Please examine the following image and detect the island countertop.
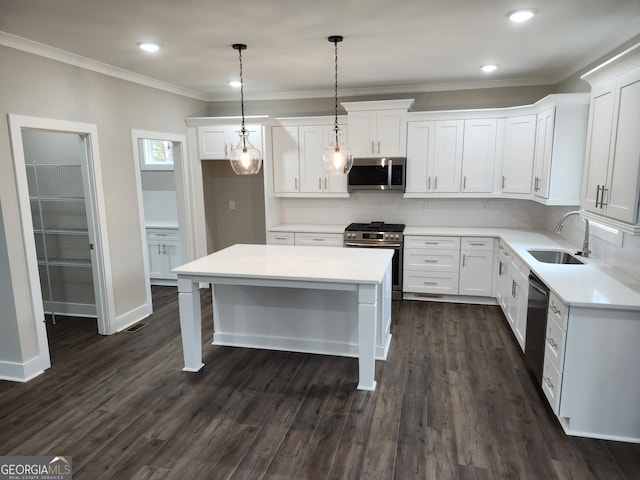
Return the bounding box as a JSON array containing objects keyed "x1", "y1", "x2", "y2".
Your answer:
[{"x1": 173, "y1": 243, "x2": 394, "y2": 285}]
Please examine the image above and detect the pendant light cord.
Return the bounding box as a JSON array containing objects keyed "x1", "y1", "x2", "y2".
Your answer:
[
  {"x1": 236, "y1": 45, "x2": 247, "y2": 149},
  {"x1": 333, "y1": 38, "x2": 340, "y2": 145}
]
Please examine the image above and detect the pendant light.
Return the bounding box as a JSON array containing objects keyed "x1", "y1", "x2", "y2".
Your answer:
[
  {"x1": 229, "y1": 43, "x2": 262, "y2": 175},
  {"x1": 322, "y1": 35, "x2": 353, "y2": 175}
]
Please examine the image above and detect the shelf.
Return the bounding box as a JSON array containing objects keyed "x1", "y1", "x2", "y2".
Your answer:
[
  {"x1": 30, "y1": 196, "x2": 85, "y2": 202},
  {"x1": 38, "y1": 258, "x2": 92, "y2": 268},
  {"x1": 33, "y1": 228, "x2": 88, "y2": 235}
]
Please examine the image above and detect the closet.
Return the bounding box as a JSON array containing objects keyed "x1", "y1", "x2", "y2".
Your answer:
[{"x1": 23, "y1": 130, "x2": 96, "y2": 322}]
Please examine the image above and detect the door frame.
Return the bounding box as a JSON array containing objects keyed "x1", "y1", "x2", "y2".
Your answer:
[
  {"x1": 131, "y1": 129, "x2": 192, "y2": 310},
  {"x1": 8, "y1": 114, "x2": 115, "y2": 335}
]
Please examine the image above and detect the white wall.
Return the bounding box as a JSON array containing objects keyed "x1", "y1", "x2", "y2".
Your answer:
[
  {"x1": 279, "y1": 195, "x2": 548, "y2": 229},
  {"x1": 0, "y1": 44, "x2": 207, "y2": 378}
]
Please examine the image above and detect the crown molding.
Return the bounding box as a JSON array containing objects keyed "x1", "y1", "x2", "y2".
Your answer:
[{"x1": 0, "y1": 31, "x2": 210, "y2": 101}]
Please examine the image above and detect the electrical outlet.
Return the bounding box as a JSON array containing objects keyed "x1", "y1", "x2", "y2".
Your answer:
[{"x1": 229, "y1": 200, "x2": 236, "y2": 210}]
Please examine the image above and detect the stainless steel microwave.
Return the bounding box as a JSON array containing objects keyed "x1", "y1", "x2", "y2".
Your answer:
[{"x1": 347, "y1": 157, "x2": 406, "y2": 192}]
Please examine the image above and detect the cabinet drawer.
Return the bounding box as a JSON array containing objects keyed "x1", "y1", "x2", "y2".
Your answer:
[
  {"x1": 404, "y1": 248, "x2": 460, "y2": 272},
  {"x1": 544, "y1": 316, "x2": 566, "y2": 373},
  {"x1": 542, "y1": 358, "x2": 562, "y2": 414},
  {"x1": 404, "y1": 271, "x2": 459, "y2": 295},
  {"x1": 267, "y1": 231, "x2": 294, "y2": 245},
  {"x1": 294, "y1": 232, "x2": 343, "y2": 247},
  {"x1": 461, "y1": 237, "x2": 494, "y2": 251},
  {"x1": 548, "y1": 292, "x2": 568, "y2": 329},
  {"x1": 405, "y1": 236, "x2": 460, "y2": 250},
  {"x1": 147, "y1": 229, "x2": 178, "y2": 241}
]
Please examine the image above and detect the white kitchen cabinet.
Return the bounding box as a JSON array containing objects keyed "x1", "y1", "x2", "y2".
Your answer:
[
  {"x1": 542, "y1": 292, "x2": 568, "y2": 414},
  {"x1": 532, "y1": 108, "x2": 555, "y2": 199},
  {"x1": 582, "y1": 55, "x2": 640, "y2": 230},
  {"x1": 495, "y1": 239, "x2": 529, "y2": 350},
  {"x1": 272, "y1": 125, "x2": 300, "y2": 193},
  {"x1": 459, "y1": 237, "x2": 494, "y2": 296},
  {"x1": 342, "y1": 99, "x2": 414, "y2": 157},
  {"x1": 501, "y1": 114, "x2": 537, "y2": 194},
  {"x1": 404, "y1": 236, "x2": 460, "y2": 295},
  {"x1": 461, "y1": 119, "x2": 497, "y2": 193},
  {"x1": 198, "y1": 124, "x2": 263, "y2": 160},
  {"x1": 404, "y1": 120, "x2": 464, "y2": 194},
  {"x1": 266, "y1": 231, "x2": 294, "y2": 245},
  {"x1": 346, "y1": 109, "x2": 407, "y2": 157},
  {"x1": 147, "y1": 228, "x2": 180, "y2": 285},
  {"x1": 271, "y1": 122, "x2": 348, "y2": 196},
  {"x1": 294, "y1": 232, "x2": 343, "y2": 247}
]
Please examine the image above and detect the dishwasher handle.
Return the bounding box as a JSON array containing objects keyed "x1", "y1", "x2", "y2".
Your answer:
[{"x1": 528, "y1": 273, "x2": 549, "y2": 296}]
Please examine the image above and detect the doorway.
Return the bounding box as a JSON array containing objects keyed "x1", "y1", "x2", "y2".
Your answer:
[
  {"x1": 8, "y1": 115, "x2": 114, "y2": 338},
  {"x1": 131, "y1": 130, "x2": 190, "y2": 311}
]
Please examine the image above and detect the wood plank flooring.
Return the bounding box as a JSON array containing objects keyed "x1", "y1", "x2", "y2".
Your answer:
[{"x1": 1, "y1": 286, "x2": 639, "y2": 479}]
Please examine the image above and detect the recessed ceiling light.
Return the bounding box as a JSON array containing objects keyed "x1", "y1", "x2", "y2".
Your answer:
[
  {"x1": 137, "y1": 42, "x2": 161, "y2": 53},
  {"x1": 229, "y1": 80, "x2": 242, "y2": 88},
  {"x1": 508, "y1": 9, "x2": 537, "y2": 23},
  {"x1": 481, "y1": 64, "x2": 498, "y2": 73}
]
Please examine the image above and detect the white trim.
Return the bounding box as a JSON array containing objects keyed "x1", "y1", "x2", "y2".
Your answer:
[
  {"x1": 0, "y1": 356, "x2": 50, "y2": 383},
  {"x1": 7, "y1": 114, "x2": 116, "y2": 338},
  {"x1": 131, "y1": 129, "x2": 191, "y2": 312},
  {"x1": 113, "y1": 302, "x2": 152, "y2": 333}
]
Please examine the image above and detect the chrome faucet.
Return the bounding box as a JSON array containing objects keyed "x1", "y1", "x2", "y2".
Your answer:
[{"x1": 554, "y1": 210, "x2": 591, "y2": 258}]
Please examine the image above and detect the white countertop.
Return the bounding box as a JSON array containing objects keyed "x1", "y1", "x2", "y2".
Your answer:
[
  {"x1": 270, "y1": 224, "x2": 640, "y2": 310},
  {"x1": 173, "y1": 243, "x2": 394, "y2": 285}
]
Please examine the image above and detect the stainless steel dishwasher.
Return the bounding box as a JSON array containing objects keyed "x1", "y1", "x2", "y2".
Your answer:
[{"x1": 525, "y1": 272, "x2": 550, "y2": 385}]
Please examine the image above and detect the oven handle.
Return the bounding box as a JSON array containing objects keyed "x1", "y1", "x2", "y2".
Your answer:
[{"x1": 344, "y1": 242, "x2": 402, "y2": 248}]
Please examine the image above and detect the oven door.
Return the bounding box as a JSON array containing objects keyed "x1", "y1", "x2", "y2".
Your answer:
[{"x1": 344, "y1": 241, "x2": 402, "y2": 296}]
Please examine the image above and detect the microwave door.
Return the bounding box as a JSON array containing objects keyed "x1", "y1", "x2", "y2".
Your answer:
[{"x1": 349, "y1": 165, "x2": 388, "y2": 188}]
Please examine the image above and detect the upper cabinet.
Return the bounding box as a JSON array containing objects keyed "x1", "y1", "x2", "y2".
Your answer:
[
  {"x1": 501, "y1": 114, "x2": 537, "y2": 194},
  {"x1": 271, "y1": 117, "x2": 349, "y2": 197},
  {"x1": 581, "y1": 42, "x2": 640, "y2": 233},
  {"x1": 342, "y1": 99, "x2": 414, "y2": 157},
  {"x1": 404, "y1": 94, "x2": 588, "y2": 204},
  {"x1": 197, "y1": 124, "x2": 263, "y2": 160}
]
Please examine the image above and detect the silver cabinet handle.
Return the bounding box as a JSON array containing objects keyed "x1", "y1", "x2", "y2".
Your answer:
[
  {"x1": 274, "y1": 236, "x2": 288, "y2": 240},
  {"x1": 428, "y1": 176, "x2": 431, "y2": 190},
  {"x1": 547, "y1": 337, "x2": 558, "y2": 349},
  {"x1": 595, "y1": 185, "x2": 602, "y2": 208},
  {"x1": 423, "y1": 281, "x2": 437, "y2": 285},
  {"x1": 511, "y1": 280, "x2": 516, "y2": 297},
  {"x1": 434, "y1": 176, "x2": 438, "y2": 189},
  {"x1": 462, "y1": 254, "x2": 466, "y2": 267},
  {"x1": 469, "y1": 242, "x2": 485, "y2": 246},
  {"x1": 423, "y1": 241, "x2": 439, "y2": 245},
  {"x1": 312, "y1": 238, "x2": 325, "y2": 242},
  {"x1": 600, "y1": 187, "x2": 608, "y2": 207},
  {"x1": 157, "y1": 245, "x2": 161, "y2": 255},
  {"x1": 463, "y1": 176, "x2": 467, "y2": 190},
  {"x1": 377, "y1": 140, "x2": 381, "y2": 153},
  {"x1": 324, "y1": 178, "x2": 327, "y2": 190},
  {"x1": 551, "y1": 305, "x2": 560, "y2": 314},
  {"x1": 423, "y1": 259, "x2": 438, "y2": 263},
  {"x1": 163, "y1": 245, "x2": 167, "y2": 255},
  {"x1": 295, "y1": 177, "x2": 298, "y2": 190},
  {"x1": 534, "y1": 176, "x2": 539, "y2": 192},
  {"x1": 498, "y1": 261, "x2": 504, "y2": 276},
  {"x1": 319, "y1": 178, "x2": 322, "y2": 189},
  {"x1": 543, "y1": 377, "x2": 554, "y2": 389},
  {"x1": 502, "y1": 176, "x2": 506, "y2": 189},
  {"x1": 371, "y1": 141, "x2": 375, "y2": 154}
]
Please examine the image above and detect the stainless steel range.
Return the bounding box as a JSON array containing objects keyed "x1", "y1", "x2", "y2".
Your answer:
[{"x1": 344, "y1": 221, "x2": 405, "y2": 300}]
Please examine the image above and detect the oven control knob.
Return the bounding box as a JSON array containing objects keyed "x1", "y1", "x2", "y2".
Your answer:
[{"x1": 394, "y1": 234, "x2": 400, "y2": 239}]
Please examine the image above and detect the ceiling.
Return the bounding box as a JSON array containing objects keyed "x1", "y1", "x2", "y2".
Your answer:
[{"x1": 1, "y1": 0, "x2": 640, "y2": 101}]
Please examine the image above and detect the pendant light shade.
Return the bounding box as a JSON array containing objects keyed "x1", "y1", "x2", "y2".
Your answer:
[
  {"x1": 229, "y1": 43, "x2": 262, "y2": 175},
  {"x1": 322, "y1": 35, "x2": 353, "y2": 175}
]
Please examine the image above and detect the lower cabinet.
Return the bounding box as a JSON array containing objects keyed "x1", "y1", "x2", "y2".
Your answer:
[
  {"x1": 541, "y1": 292, "x2": 568, "y2": 413},
  {"x1": 403, "y1": 236, "x2": 494, "y2": 299},
  {"x1": 495, "y1": 239, "x2": 529, "y2": 350},
  {"x1": 267, "y1": 230, "x2": 342, "y2": 247},
  {"x1": 147, "y1": 228, "x2": 181, "y2": 285}
]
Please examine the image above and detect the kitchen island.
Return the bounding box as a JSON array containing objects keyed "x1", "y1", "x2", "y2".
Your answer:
[{"x1": 173, "y1": 244, "x2": 394, "y2": 391}]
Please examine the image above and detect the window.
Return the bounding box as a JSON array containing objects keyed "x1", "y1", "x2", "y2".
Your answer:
[{"x1": 139, "y1": 139, "x2": 174, "y2": 170}]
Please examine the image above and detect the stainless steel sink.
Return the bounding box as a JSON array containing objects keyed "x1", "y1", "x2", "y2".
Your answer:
[{"x1": 527, "y1": 250, "x2": 584, "y2": 265}]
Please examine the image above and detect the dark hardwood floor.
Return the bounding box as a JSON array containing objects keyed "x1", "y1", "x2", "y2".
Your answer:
[{"x1": 1, "y1": 286, "x2": 639, "y2": 479}]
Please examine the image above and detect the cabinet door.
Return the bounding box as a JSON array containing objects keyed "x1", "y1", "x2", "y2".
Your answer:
[
  {"x1": 299, "y1": 125, "x2": 325, "y2": 193},
  {"x1": 347, "y1": 111, "x2": 377, "y2": 156},
  {"x1": 198, "y1": 126, "x2": 235, "y2": 159},
  {"x1": 147, "y1": 239, "x2": 165, "y2": 278},
  {"x1": 272, "y1": 126, "x2": 300, "y2": 193},
  {"x1": 533, "y1": 108, "x2": 555, "y2": 199},
  {"x1": 376, "y1": 109, "x2": 408, "y2": 156},
  {"x1": 495, "y1": 248, "x2": 510, "y2": 311},
  {"x1": 165, "y1": 240, "x2": 180, "y2": 279},
  {"x1": 459, "y1": 250, "x2": 494, "y2": 296},
  {"x1": 432, "y1": 120, "x2": 464, "y2": 192},
  {"x1": 405, "y1": 121, "x2": 434, "y2": 193},
  {"x1": 582, "y1": 82, "x2": 615, "y2": 213},
  {"x1": 502, "y1": 115, "x2": 536, "y2": 194},
  {"x1": 461, "y1": 119, "x2": 497, "y2": 193},
  {"x1": 604, "y1": 68, "x2": 640, "y2": 224}
]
